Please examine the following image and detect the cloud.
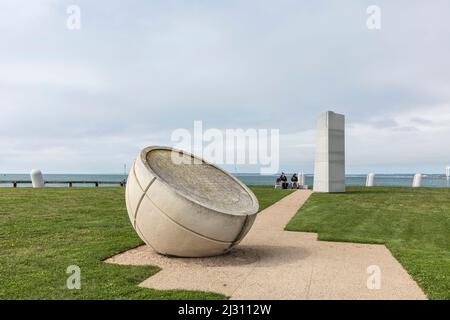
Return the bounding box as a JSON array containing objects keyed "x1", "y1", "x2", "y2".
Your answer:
[
  {"x1": 346, "y1": 104, "x2": 450, "y2": 172},
  {"x1": 1, "y1": 0, "x2": 450, "y2": 173},
  {"x1": 0, "y1": 63, "x2": 106, "y2": 91},
  {"x1": 0, "y1": 0, "x2": 58, "y2": 29}
]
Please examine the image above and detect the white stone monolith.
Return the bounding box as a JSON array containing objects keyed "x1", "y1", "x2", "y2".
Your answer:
[
  {"x1": 412, "y1": 173, "x2": 422, "y2": 188},
  {"x1": 298, "y1": 172, "x2": 305, "y2": 186},
  {"x1": 31, "y1": 169, "x2": 45, "y2": 188},
  {"x1": 366, "y1": 173, "x2": 375, "y2": 187},
  {"x1": 313, "y1": 111, "x2": 345, "y2": 193},
  {"x1": 446, "y1": 165, "x2": 450, "y2": 187}
]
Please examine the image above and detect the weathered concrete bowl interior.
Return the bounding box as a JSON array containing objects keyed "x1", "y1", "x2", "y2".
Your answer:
[{"x1": 125, "y1": 146, "x2": 259, "y2": 257}]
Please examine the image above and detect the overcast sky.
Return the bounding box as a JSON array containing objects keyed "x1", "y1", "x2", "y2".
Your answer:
[{"x1": 1, "y1": 0, "x2": 450, "y2": 174}]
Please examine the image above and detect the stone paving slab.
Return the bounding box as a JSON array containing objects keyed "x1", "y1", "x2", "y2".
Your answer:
[{"x1": 106, "y1": 190, "x2": 426, "y2": 300}]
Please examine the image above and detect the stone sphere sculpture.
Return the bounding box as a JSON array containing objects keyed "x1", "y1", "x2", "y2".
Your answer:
[{"x1": 125, "y1": 146, "x2": 259, "y2": 257}]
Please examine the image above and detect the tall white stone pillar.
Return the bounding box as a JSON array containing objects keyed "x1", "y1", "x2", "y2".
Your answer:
[{"x1": 313, "y1": 111, "x2": 345, "y2": 193}]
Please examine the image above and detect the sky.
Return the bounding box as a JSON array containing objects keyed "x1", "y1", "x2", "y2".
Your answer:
[{"x1": 1, "y1": 0, "x2": 450, "y2": 174}]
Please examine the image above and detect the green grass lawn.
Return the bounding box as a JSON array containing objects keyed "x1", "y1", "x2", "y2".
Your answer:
[
  {"x1": 0, "y1": 185, "x2": 292, "y2": 299},
  {"x1": 286, "y1": 186, "x2": 450, "y2": 300}
]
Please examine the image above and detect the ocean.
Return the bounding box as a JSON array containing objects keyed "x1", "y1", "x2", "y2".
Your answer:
[
  {"x1": 1, "y1": 173, "x2": 449, "y2": 188},
  {"x1": 235, "y1": 173, "x2": 450, "y2": 188}
]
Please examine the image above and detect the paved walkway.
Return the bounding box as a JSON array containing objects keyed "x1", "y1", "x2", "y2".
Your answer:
[{"x1": 106, "y1": 190, "x2": 426, "y2": 299}]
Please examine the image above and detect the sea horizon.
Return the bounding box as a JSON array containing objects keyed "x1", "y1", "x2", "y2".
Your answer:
[{"x1": 1, "y1": 172, "x2": 449, "y2": 188}]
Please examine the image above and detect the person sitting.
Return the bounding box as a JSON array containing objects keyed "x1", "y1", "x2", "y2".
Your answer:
[
  {"x1": 291, "y1": 173, "x2": 299, "y2": 189},
  {"x1": 280, "y1": 172, "x2": 288, "y2": 189}
]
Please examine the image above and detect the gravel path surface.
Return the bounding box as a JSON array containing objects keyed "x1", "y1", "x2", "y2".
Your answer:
[{"x1": 106, "y1": 190, "x2": 426, "y2": 299}]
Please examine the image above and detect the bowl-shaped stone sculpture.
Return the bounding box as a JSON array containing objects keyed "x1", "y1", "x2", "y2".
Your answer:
[{"x1": 125, "y1": 146, "x2": 260, "y2": 257}]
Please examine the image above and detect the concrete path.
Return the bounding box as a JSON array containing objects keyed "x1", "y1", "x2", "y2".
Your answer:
[{"x1": 106, "y1": 190, "x2": 426, "y2": 299}]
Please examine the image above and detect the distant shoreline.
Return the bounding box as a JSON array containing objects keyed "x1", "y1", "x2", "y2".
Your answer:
[{"x1": 1, "y1": 173, "x2": 449, "y2": 188}]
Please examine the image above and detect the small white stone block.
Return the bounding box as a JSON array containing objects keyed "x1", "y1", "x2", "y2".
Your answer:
[
  {"x1": 30, "y1": 169, "x2": 45, "y2": 188},
  {"x1": 313, "y1": 111, "x2": 345, "y2": 193},
  {"x1": 412, "y1": 173, "x2": 422, "y2": 187},
  {"x1": 125, "y1": 146, "x2": 260, "y2": 257},
  {"x1": 298, "y1": 172, "x2": 305, "y2": 186},
  {"x1": 366, "y1": 173, "x2": 375, "y2": 187}
]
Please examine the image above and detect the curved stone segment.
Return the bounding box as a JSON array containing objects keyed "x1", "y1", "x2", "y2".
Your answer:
[{"x1": 125, "y1": 146, "x2": 260, "y2": 257}]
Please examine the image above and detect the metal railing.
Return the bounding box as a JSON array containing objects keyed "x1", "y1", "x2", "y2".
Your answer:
[{"x1": 0, "y1": 180, "x2": 126, "y2": 188}]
